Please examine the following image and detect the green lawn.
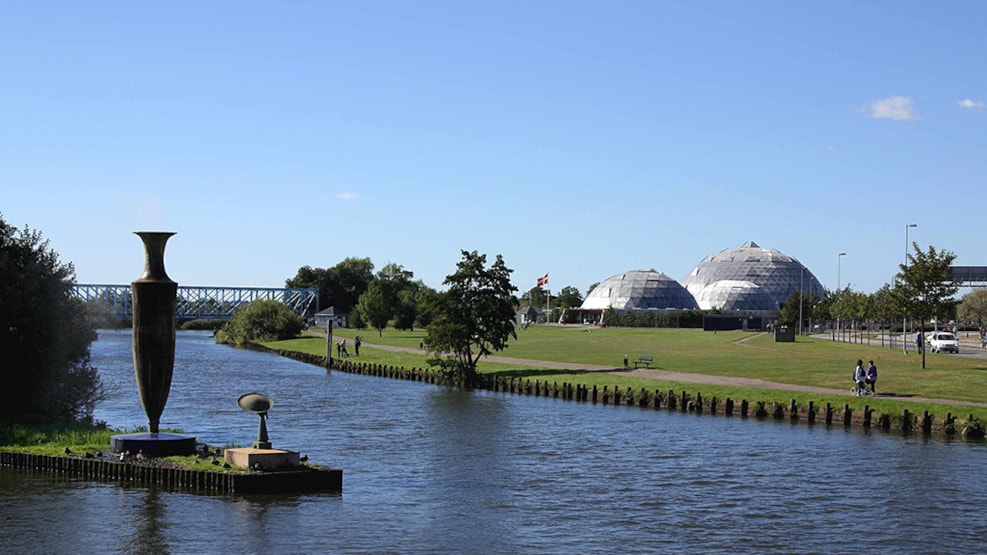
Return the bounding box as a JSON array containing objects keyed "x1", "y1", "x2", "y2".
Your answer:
[{"x1": 266, "y1": 325, "x2": 987, "y2": 420}]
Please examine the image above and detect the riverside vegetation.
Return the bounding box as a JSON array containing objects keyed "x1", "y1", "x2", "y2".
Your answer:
[{"x1": 266, "y1": 325, "x2": 987, "y2": 424}]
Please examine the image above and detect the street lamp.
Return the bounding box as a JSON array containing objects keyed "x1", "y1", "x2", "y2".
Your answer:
[
  {"x1": 904, "y1": 223, "x2": 917, "y2": 354},
  {"x1": 799, "y1": 267, "x2": 804, "y2": 337}
]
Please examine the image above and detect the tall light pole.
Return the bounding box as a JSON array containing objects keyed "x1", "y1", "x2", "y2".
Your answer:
[
  {"x1": 903, "y1": 223, "x2": 917, "y2": 354},
  {"x1": 798, "y1": 267, "x2": 804, "y2": 337},
  {"x1": 835, "y1": 252, "x2": 846, "y2": 340}
]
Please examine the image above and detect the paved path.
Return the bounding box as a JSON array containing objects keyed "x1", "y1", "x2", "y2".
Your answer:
[{"x1": 317, "y1": 332, "x2": 987, "y2": 408}]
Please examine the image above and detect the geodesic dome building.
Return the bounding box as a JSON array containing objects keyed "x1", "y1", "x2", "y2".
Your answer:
[
  {"x1": 581, "y1": 270, "x2": 699, "y2": 311},
  {"x1": 682, "y1": 241, "x2": 824, "y2": 311}
]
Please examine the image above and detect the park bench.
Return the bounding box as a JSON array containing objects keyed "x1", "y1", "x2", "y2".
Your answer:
[{"x1": 633, "y1": 355, "x2": 654, "y2": 368}]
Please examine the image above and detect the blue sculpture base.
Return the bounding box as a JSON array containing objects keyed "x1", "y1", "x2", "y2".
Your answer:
[{"x1": 110, "y1": 432, "x2": 197, "y2": 457}]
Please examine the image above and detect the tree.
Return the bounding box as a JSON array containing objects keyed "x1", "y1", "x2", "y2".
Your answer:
[
  {"x1": 393, "y1": 288, "x2": 419, "y2": 330},
  {"x1": 555, "y1": 285, "x2": 583, "y2": 309},
  {"x1": 356, "y1": 280, "x2": 394, "y2": 337},
  {"x1": 0, "y1": 215, "x2": 103, "y2": 424},
  {"x1": 216, "y1": 299, "x2": 304, "y2": 345},
  {"x1": 958, "y1": 289, "x2": 987, "y2": 328},
  {"x1": 892, "y1": 243, "x2": 958, "y2": 368},
  {"x1": 286, "y1": 257, "x2": 374, "y2": 315},
  {"x1": 779, "y1": 290, "x2": 821, "y2": 332},
  {"x1": 424, "y1": 250, "x2": 518, "y2": 385},
  {"x1": 285, "y1": 265, "x2": 332, "y2": 311},
  {"x1": 413, "y1": 285, "x2": 440, "y2": 328},
  {"x1": 520, "y1": 286, "x2": 547, "y2": 309}
]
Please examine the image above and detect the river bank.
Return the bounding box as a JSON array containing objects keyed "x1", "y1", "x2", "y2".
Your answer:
[{"x1": 259, "y1": 341, "x2": 986, "y2": 439}]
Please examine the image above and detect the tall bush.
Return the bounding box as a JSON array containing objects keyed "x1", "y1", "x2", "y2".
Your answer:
[
  {"x1": 216, "y1": 299, "x2": 303, "y2": 345},
  {"x1": 0, "y1": 215, "x2": 103, "y2": 424}
]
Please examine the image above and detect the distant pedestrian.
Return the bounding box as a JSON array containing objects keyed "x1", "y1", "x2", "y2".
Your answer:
[
  {"x1": 916, "y1": 331, "x2": 923, "y2": 353},
  {"x1": 866, "y1": 360, "x2": 878, "y2": 394},
  {"x1": 853, "y1": 359, "x2": 866, "y2": 395},
  {"x1": 980, "y1": 329, "x2": 986, "y2": 349},
  {"x1": 340, "y1": 339, "x2": 348, "y2": 357},
  {"x1": 336, "y1": 340, "x2": 342, "y2": 359},
  {"x1": 354, "y1": 336, "x2": 361, "y2": 356}
]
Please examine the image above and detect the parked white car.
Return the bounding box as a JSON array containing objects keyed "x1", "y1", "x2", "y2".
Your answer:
[{"x1": 926, "y1": 332, "x2": 959, "y2": 353}]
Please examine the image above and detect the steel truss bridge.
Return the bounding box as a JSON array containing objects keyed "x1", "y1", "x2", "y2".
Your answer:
[
  {"x1": 951, "y1": 267, "x2": 987, "y2": 287},
  {"x1": 72, "y1": 284, "x2": 319, "y2": 320}
]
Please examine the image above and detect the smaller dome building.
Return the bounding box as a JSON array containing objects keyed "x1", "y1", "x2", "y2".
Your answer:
[{"x1": 581, "y1": 270, "x2": 699, "y2": 311}]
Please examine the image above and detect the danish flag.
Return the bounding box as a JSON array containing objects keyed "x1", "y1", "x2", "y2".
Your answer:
[{"x1": 537, "y1": 273, "x2": 549, "y2": 287}]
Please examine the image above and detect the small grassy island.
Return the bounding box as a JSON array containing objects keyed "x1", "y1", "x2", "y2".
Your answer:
[{"x1": 0, "y1": 422, "x2": 341, "y2": 494}]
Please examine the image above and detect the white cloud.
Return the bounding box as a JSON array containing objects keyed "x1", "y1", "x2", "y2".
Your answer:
[
  {"x1": 958, "y1": 99, "x2": 985, "y2": 110},
  {"x1": 337, "y1": 191, "x2": 360, "y2": 200},
  {"x1": 864, "y1": 96, "x2": 918, "y2": 121}
]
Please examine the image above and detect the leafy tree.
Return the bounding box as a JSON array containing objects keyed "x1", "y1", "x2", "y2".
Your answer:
[
  {"x1": 521, "y1": 286, "x2": 547, "y2": 308},
  {"x1": 424, "y1": 250, "x2": 518, "y2": 385},
  {"x1": 555, "y1": 285, "x2": 583, "y2": 309},
  {"x1": 779, "y1": 290, "x2": 822, "y2": 331},
  {"x1": 393, "y1": 288, "x2": 419, "y2": 330},
  {"x1": 0, "y1": 215, "x2": 103, "y2": 424},
  {"x1": 286, "y1": 257, "x2": 374, "y2": 315},
  {"x1": 216, "y1": 299, "x2": 304, "y2": 345},
  {"x1": 330, "y1": 257, "x2": 375, "y2": 314},
  {"x1": 892, "y1": 243, "x2": 958, "y2": 368},
  {"x1": 376, "y1": 262, "x2": 413, "y2": 288},
  {"x1": 958, "y1": 289, "x2": 987, "y2": 327},
  {"x1": 356, "y1": 280, "x2": 394, "y2": 337},
  {"x1": 413, "y1": 285, "x2": 440, "y2": 328},
  {"x1": 285, "y1": 265, "x2": 332, "y2": 310}
]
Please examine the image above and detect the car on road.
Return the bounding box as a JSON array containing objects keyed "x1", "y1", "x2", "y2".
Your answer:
[{"x1": 926, "y1": 331, "x2": 959, "y2": 353}]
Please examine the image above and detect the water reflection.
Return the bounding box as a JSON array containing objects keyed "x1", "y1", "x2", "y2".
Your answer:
[{"x1": 121, "y1": 488, "x2": 167, "y2": 555}]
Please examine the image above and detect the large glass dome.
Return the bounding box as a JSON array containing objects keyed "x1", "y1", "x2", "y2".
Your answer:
[
  {"x1": 582, "y1": 270, "x2": 699, "y2": 310},
  {"x1": 682, "y1": 241, "x2": 825, "y2": 311}
]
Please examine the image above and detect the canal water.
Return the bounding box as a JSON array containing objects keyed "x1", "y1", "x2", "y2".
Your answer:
[{"x1": 2, "y1": 330, "x2": 985, "y2": 553}]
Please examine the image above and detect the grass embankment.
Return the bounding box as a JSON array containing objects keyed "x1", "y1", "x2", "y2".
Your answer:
[
  {"x1": 0, "y1": 422, "x2": 247, "y2": 472},
  {"x1": 268, "y1": 325, "x2": 987, "y2": 420}
]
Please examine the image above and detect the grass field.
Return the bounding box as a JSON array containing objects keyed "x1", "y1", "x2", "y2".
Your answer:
[{"x1": 265, "y1": 325, "x2": 987, "y2": 420}]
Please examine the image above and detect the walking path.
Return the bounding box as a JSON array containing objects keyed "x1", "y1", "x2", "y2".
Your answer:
[{"x1": 316, "y1": 332, "x2": 987, "y2": 409}]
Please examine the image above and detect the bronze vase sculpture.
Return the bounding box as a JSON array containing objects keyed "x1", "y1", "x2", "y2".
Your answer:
[{"x1": 131, "y1": 231, "x2": 178, "y2": 434}]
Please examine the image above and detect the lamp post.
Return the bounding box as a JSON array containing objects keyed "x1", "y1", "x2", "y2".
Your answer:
[
  {"x1": 903, "y1": 223, "x2": 917, "y2": 354},
  {"x1": 798, "y1": 267, "x2": 804, "y2": 337},
  {"x1": 837, "y1": 252, "x2": 846, "y2": 340}
]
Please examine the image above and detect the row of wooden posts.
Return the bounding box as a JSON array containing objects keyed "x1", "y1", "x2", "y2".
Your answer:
[
  {"x1": 0, "y1": 450, "x2": 237, "y2": 491},
  {"x1": 259, "y1": 347, "x2": 982, "y2": 437}
]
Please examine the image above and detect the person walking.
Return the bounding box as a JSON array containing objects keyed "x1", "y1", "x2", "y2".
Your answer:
[
  {"x1": 354, "y1": 336, "x2": 361, "y2": 356},
  {"x1": 866, "y1": 360, "x2": 878, "y2": 394},
  {"x1": 853, "y1": 359, "x2": 867, "y2": 395}
]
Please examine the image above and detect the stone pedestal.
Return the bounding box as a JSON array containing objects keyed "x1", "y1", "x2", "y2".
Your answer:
[
  {"x1": 110, "y1": 432, "x2": 196, "y2": 457},
  {"x1": 225, "y1": 448, "x2": 300, "y2": 471}
]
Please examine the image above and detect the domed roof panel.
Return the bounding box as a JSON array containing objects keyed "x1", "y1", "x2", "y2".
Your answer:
[
  {"x1": 582, "y1": 270, "x2": 699, "y2": 310},
  {"x1": 683, "y1": 241, "x2": 825, "y2": 311}
]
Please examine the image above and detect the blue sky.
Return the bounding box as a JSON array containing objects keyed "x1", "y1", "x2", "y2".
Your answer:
[{"x1": 3, "y1": 1, "x2": 984, "y2": 298}]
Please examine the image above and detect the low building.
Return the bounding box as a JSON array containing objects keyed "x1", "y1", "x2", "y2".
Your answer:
[{"x1": 313, "y1": 307, "x2": 348, "y2": 329}]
